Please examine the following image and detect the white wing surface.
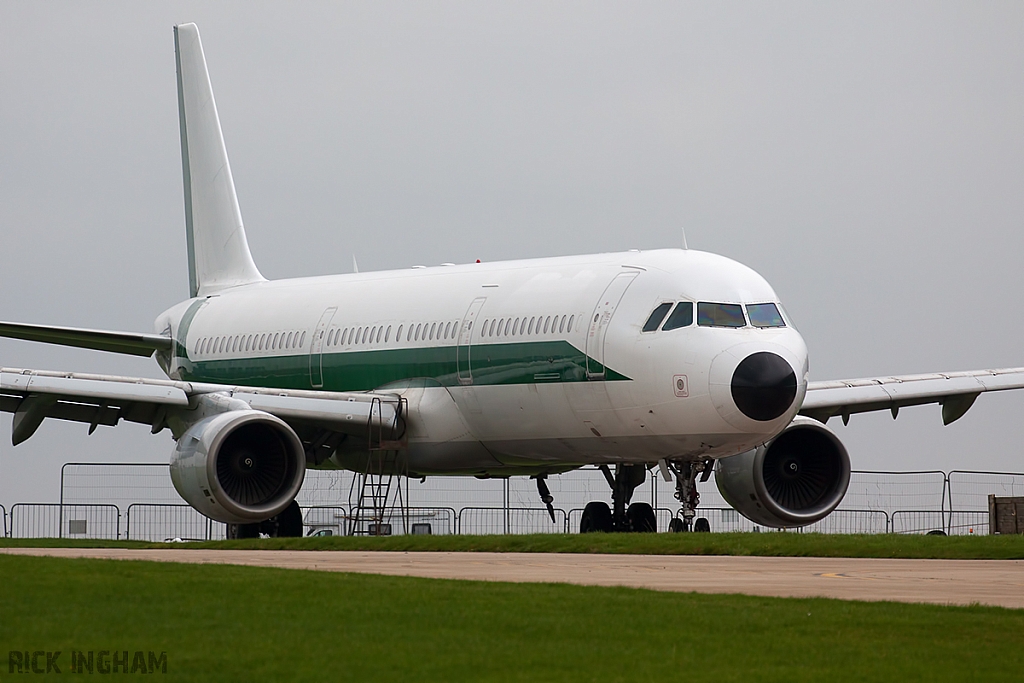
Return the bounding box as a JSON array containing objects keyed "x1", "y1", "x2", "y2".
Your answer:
[
  {"x1": 0, "y1": 367, "x2": 403, "y2": 449},
  {"x1": 800, "y1": 367, "x2": 1024, "y2": 425}
]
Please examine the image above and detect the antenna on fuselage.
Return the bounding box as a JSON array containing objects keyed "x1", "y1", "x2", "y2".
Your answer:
[
  {"x1": 681, "y1": 227, "x2": 689, "y2": 250},
  {"x1": 352, "y1": 255, "x2": 359, "y2": 273}
]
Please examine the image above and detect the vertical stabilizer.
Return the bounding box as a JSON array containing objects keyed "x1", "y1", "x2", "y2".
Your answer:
[{"x1": 174, "y1": 23, "x2": 264, "y2": 297}]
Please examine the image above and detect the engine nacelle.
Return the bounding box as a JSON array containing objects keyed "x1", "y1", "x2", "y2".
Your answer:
[
  {"x1": 169, "y1": 409, "x2": 306, "y2": 524},
  {"x1": 715, "y1": 416, "x2": 850, "y2": 528}
]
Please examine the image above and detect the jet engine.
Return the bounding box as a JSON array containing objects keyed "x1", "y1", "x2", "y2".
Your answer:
[
  {"x1": 715, "y1": 416, "x2": 850, "y2": 528},
  {"x1": 169, "y1": 409, "x2": 306, "y2": 524}
]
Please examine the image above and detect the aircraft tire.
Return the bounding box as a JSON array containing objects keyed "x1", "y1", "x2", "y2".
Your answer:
[
  {"x1": 226, "y1": 522, "x2": 261, "y2": 539},
  {"x1": 668, "y1": 518, "x2": 688, "y2": 533},
  {"x1": 693, "y1": 517, "x2": 711, "y2": 533},
  {"x1": 627, "y1": 502, "x2": 657, "y2": 532},
  {"x1": 260, "y1": 500, "x2": 304, "y2": 538},
  {"x1": 580, "y1": 501, "x2": 614, "y2": 533}
]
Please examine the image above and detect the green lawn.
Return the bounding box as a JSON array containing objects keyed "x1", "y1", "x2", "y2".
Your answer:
[
  {"x1": 0, "y1": 554, "x2": 1020, "y2": 681},
  {"x1": 3, "y1": 531, "x2": 1024, "y2": 559}
]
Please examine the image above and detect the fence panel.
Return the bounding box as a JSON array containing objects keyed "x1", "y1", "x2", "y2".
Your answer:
[
  {"x1": 458, "y1": 507, "x2": 567, "y2": 535},
  {"x1": 301, "y1": 506, "x2": 348, "y2": 536},
  {"x1": 694, "y1": 507, "x2": 762, "y2": 533},
  {"x1": 801, "y1": 509, "x2": 889, "y2": 534},
  {"x1": 11, "y1": 504, "x2": 120, "y2": 539},
  {"x1": 842, "y1": 471, "x2": 947, "y2": 512},
  {"x1": 948, "y1": 471, "x2": 1024, "y2": 513},
  {"x1": 126, "y1": 504, "x2": 218, "y2": 541},
  {"x1": 948, "y1": 511, "x2": 989, "y2": 536},
  {"x1": 890, "y1": 510, "x2": 948, "y2": 535},
  {"x1": 1, "y1": 504, "x2": 6, "y2": 538},
  {"x1": 380, "y1": 507, "x2": 457, "y2": 536}
]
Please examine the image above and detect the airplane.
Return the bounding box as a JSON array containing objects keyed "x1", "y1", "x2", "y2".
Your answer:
[{"x1": 3, "y1": 23, "x2": 1023, "y2": 537}]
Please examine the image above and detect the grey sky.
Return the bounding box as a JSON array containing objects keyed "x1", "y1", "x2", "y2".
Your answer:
[{"x1": 2, "y1": 2, "x2": 1023, "y2": 507}]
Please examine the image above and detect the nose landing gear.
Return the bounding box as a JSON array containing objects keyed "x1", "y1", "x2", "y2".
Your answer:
[{"x1": 668, "y1": 458, "x2": 712, "y2": 533}]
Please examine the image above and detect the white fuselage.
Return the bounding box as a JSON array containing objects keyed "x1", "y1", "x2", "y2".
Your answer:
[{"x1": 156, "y1": 248, "x2": 809, "y2": 476}]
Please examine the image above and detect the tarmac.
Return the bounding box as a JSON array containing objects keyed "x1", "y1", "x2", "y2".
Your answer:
[{"x1": 3, "y1": 547, "x2": 1023, "y2": 608}]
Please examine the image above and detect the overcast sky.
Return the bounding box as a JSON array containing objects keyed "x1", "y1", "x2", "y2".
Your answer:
[{"x1": 2, "y1": 2, "x2": 1023, "y2": 507}]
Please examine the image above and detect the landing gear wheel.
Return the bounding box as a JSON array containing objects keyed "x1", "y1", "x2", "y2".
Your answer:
[
  {"x1": 627, "y1": 502, "x2": 657, "y2": 533},
  {"x1": 226, "y1": 522, "x2": 260, "y2": 539},
  {"x1": 693, "y1": 517, "x2": 711, "y2": 533},
  {"x1": 927, "y1": 529, "x2": 947, "y2": 536},
  {"x1": 580, "y1": 501, "x2": 614, "y2": 533},
  {"x1": 226, "y1": 501, "x2": 304, "y2": 539},
  {"x1": 669, "y1": 518, "x2": 689, "y2": 533},
  {"x1": 262, "y1": 500, "x2": 303, "y2": 538}
]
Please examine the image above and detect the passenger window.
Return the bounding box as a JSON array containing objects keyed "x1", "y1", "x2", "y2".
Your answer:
[
  {"x1": 299, "y1": 331, "x2": 306, "y2": 347},
  {"x1": 697, "y1": 302, "x2": 746, "y2": 328},
  {"x1": 747, "y1": 303, "x2": 786, "y2": 328},
  {"x1": 642, "y1": 303, "x2": 673, "y2": 332},
  {"x1": 568, "y1": 315, "x2": 574, "y2": 332},
  {"x1": 662, "y1": 302, "x2": 694, "y2": 331}
]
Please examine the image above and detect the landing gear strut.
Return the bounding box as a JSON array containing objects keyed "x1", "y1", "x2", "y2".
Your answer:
[
  {"x1": 579, "y1": 464, "x2": 655, "y2": 533},
  {"x1": 669, "y1": 459, "x2": 712, "y2": 533}
]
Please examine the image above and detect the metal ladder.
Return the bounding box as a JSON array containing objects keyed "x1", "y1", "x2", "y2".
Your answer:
[{"x1": 348, "y1": 396, "x2": 408, "y2": 536}]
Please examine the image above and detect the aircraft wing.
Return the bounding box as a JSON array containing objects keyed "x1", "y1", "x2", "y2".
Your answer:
[
  {"x1": 0, "y1": 321, "x2": 172, "y2": 357},
  {"x1": 800, "y1": 367, "x2": 1024, "y2": 425},
  {"x1": 0, "y1": 367, "x2": 403, "y2": 449}
]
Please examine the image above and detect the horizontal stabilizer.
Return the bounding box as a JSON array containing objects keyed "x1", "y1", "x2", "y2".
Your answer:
[{"x1": 0, "y1": 321, "x2": 172, "y2": 357}]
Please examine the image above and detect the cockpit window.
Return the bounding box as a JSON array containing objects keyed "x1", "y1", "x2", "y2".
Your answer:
[
  {"x1": 697, "y1": 302, "x2": 746, "y2": 328},
  {"x1": 746, "y1": 303, "x2": 786, "y2": 328},
  {"x1": 662, "y1": 302, "x2": 694, "y2": 331},
  {"x1": 642, "y1": 303, "x2": 672, "y2": 332}
]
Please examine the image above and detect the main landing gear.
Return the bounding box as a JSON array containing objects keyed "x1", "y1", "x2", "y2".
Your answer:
[
  {"x1": 576, "y1": 460, "x2": 714, "y2": 534},
  {"x1": 226, "y1": 500, "x2": 304, "y2": 539},
  {"x1": 579, "y1": 464, "x2": 657, "y2": 533}
]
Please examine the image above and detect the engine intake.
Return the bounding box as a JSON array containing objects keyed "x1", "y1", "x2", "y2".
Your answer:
[
  {"x1": 715, "y1": 416, "x2": 850, "y2": 528},
  {"x1": 170, "y1": 410, "x2": 305, "y2": 524}
]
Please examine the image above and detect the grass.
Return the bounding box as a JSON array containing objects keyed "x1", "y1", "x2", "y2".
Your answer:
[
  {"x1": 2, "y1": 531, "x2": 1024, "y2": 559},
  {"x1": 0, "y1": 553, "x2": 1021, "y2": 681}
]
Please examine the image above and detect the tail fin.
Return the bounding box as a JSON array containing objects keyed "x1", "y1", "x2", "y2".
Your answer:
[{"x1": 174, "y1": 23, "x2": 265, "y2": 297}]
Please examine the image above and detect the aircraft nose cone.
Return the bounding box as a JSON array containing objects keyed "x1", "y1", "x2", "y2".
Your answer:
[{"x1": 730, "y1": 352, "x2": 797, "y2": 422}]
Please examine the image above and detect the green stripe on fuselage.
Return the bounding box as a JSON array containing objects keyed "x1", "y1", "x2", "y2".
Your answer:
[{"x1": 178, "y1": 340, "x2": 630, "y2": 391}]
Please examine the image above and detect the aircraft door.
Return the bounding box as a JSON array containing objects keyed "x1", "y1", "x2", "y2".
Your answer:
[
  {"x1": 586, "y1": 272, "x2": 638, "y2": 379},
  {"x1": 309, "y1": 306, "x2": 337, "y2": 388},
  {"x1": 457, "y1": 297, "x2": 487, "y2": 385}
]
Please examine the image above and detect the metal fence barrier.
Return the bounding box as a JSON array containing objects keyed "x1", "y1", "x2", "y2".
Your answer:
[
  {"x1": 1, "y1": 504, "x2": 6, "y2": 538},
  {"x1": 10, "y1": 503, "x2": 121, "y2": 539},
  {"x1": 890, "y1": 510, "x2": 949, "y2": 535},
  {"x1": 380, "y1": 507, "x2": 458, "y2": 536},
  {"x1": 948, "y1": 511, "x2": 989, "y2": 536},
  {"x1": 302, "y1": 506, "x2": 349, "y2": 536},
  {"x1": 126, "y1": 504, "x2": 222, "y2": 542},
  {"x1": 11, "y1": 467, "x2": 1024, "y2": 539},
  {"x1": 458, "y1": 507, "x2": 568, "y2": 535},
  {"x1": 801, "y1": 509, "x2": 891, "y2": 535}
]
